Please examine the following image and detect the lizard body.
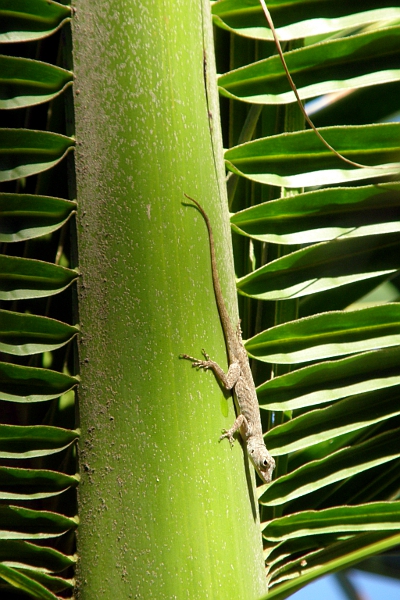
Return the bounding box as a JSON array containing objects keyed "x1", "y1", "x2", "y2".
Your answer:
[{"x1": 181, "y1": 195, "x2": 275, "y2": 483}]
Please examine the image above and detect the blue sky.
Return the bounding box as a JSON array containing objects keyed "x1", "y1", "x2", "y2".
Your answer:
[{"x1": 291, "y1": 571, "x2": 400, "y2": 600}]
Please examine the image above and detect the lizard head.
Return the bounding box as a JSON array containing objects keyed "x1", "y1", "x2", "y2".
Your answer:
[{"x1": 247, "y1": 439, "x2": 275, "y2": 483}]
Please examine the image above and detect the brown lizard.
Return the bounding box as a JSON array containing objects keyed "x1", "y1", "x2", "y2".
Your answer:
[{"x1": 180, "y1": 194, "x2": 275, "y2": 483}]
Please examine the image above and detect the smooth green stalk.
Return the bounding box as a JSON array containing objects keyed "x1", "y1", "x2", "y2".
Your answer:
[{"x1": 72, "y1": 1, "x2": 267, "y2": 598}]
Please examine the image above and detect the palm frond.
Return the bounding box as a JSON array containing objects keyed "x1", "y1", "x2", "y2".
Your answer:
[{"x1": 213, "y1": 0, "x2": 400, "y2": 596}]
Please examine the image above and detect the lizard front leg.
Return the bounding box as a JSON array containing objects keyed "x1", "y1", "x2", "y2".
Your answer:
[
  {"x1": 220, "y1": 413, "x2": 251, "y2": 447},
  {"x1": 180, "y1": 350, "x2": 243, "y2": 446},
  {"x1": 180, "y1": 350, "x2": 240, "y2": 390}
]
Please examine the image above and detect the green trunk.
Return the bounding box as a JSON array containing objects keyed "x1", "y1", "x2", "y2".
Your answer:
[{"x1": 72, "y1": 1, "x2": 266, "y2": 597}]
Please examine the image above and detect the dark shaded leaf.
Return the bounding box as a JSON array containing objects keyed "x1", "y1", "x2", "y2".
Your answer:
[
  {"x1": 0, "y1": 540, "x2": 75, "y2": 572},
  {"x1": 0, "y1": 255, "x2": 78, "y2": 301},
  {"x1": 0, "y1": 55, "x2": 73, "y2": 109},
  {"x1": 0, "y1": 129, "x2": 74, "y2": 183},
  {"x1": 0, "y1": 563, "x2": 58, "y2": 600},
  {"x1": 0, "y1": 194, "x2": 76, "y2": 243},
  {"x1": 0, "y1": 505, "x2": 78, "y2": 538},
  {"x1": 0, "y1": 0, "x2": 71, "y2": 43},
  {"x1": 0, "y1": 362, "x2": 78, "y2": 402},
  {"x1": 0, "y1": 310, "x2": 79, "y2": 356},
  {"x1": 0, "y1": 425, "x2": 79, "y2": 459},
  {"x1": 0, "y1": 466, "x2": 79, "y2": 500}
]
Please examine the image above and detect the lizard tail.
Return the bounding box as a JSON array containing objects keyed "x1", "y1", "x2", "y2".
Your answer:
[{"x1": 183, "y1": 194, "x2": 236, "y2": 359}]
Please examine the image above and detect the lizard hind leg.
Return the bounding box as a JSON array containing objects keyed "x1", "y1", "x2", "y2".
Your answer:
[
  {"x1": 180, "y1": 350, "x2": 241, "y2": 390},
  {"x1": 179, "y1": 350, "x2": 213, "y2": 370}
]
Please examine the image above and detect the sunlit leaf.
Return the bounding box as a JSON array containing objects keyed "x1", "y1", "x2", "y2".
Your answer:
[
  {"x1": 262, "y1": 502, "x2": 400, "y2": 541},
  {"x1": 237, "y1": 233, "x2": 400, "y2": 301},
  {"x1": 212, "y1": 0, "x2": 400, "y2": 41},
  {"x1": 219, "y1": 26, "x2": 400, "y2": 104},
  {"x1": 264, "y1": 386, "x2": 400, "y2": 455},
  {"x1": 0, "y1": 361, "x2": 78, "y2": 402},
  {"x1": 225, "y1": 124, "x2": 400, "y2": 188},
  {"x1": 263, "y1": 532, "x2": 400, "y2": 600},
  {"x1": 246, "y1": 304, "x2": 400, "y2": 364},
  {"x1": 231, "y1": 183, "x2": 400, "y2": 245},
  {"x1": 259, "y1": 429, "x2": 400, "y2": 505},
  {"x1": 257, "y1": 346, "x2": 400, "y2": 411}
]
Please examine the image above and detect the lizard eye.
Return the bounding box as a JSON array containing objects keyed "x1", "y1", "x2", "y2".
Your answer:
[{"x1": 263, "y1": 459, "x2": 269, "y2": 467}]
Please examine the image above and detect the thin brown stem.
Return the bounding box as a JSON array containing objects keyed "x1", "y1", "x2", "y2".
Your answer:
[{"x1": 260, "y1": 0, "x2": 385, "y2": 170}]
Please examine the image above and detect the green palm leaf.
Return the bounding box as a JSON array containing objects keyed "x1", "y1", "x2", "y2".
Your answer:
[
  {"x1": 212, "y1": 0, "x2": 400, "y2": 40},
  {"x1": 213, "y1": 0, "x2": 400, "y2": 597},
  {"x1": 0, "y1": 2, "x2": 78, "y2": 598},
  {"x1": 0, "y1": 55, "x2": 73, "y2": 110},
  {"x1": 0, "y1": 0, "x2": 71, "y2": 43},
  {"x1": 225, "y1": 124, "x2": 400, "y2": 188},
  {"x1": 245, "y1": 304, "x2": 400, "y2": 363},
  {"x1": 218, "y1": 26, "x2": 400, "y2": 104},
  {"x1": 2, "y1": 0, "x2": 399, "y2": 597},
  {"x1": 0, "y1": 310, "x2": 78, "y2": 356},
  {"x1": 230, "y1": 183, "x2": 400, "y2": 244},
  {"x1": 0, "y1": 194, "x2": 76, "y2": 243}
]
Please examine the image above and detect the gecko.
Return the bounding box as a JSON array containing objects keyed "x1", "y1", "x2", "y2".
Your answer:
[{"x1": 180, "y1": 194, "x2": 275, "y2": 483}]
